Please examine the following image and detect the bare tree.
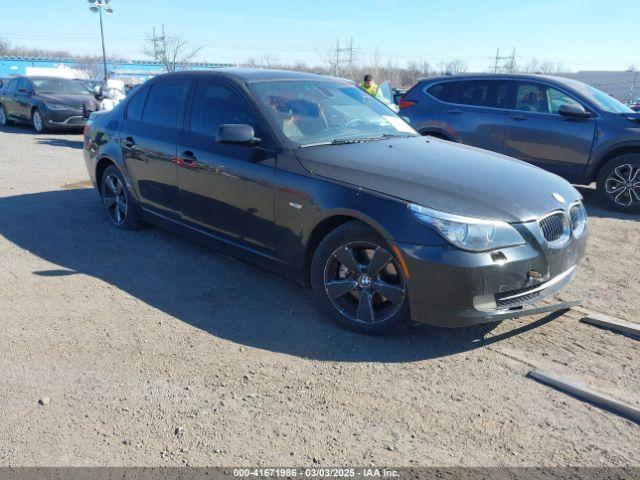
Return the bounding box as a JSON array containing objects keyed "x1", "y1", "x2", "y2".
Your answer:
[
  {"x1": 523, "y1": 57, "x2": 541, "y2": 73},
  {"x1": 0, "y1": 37, "x2": 10, "y2": 56},
  {"x1": 258, "y1": 53, "x2": 279, "y2": 69},
  {"x1": 143, "y1": 26, "x2": 203, "y2": 73},
  {"x1": 439, "y1": 58, "x2": 467, "y2": 75}
]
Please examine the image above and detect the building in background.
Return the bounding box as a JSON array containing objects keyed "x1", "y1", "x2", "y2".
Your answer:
[
  {"x1": 560, "y1": 71, "x2": 639, "y2": 103},
  {"x1": 0, "y1": 56, "x2": 232, "y2": 85}
]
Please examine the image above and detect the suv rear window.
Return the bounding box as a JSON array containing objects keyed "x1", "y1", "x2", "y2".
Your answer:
[
  {"x1": 426, "y1": 82, "x2": 457, "y2": 102},
  {"x1": 456, "y1": 80, "x2": 509, "y2": 108}
]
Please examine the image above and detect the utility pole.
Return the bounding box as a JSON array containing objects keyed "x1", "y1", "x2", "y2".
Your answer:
[
  {"x1": 333, "y1": 38, "x2": 356, "y2": 79},
  {"x1": 98, "y1": 7, "x2": 108, "y2": 80},
  {"x1": 88, "y1": 1, "x2": 114, "y2": 81},
  {"x1": 348, "y1": 37, "x2": 354, "y2": 79},
  {"x1": 492, "y1": 47, "x2": 517, "y2": 74},
  {"x1": 630, "y1": 71, "x2": 639, "y2": 103}
]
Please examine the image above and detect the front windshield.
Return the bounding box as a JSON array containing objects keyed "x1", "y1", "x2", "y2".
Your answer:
[
  {"x1": 563, "y1": 79, "x2": 633, "y2": 114},
  {"x1": 31, "y1": 78, "x2": 89, "y2": 95},
  {"x1": 250, "y1": 80, "x2": 417, "y2": 146}
]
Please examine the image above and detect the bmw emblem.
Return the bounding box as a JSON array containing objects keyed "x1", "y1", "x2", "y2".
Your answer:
[{"x1": 552, "y1": 193, "x2": 566, "y2": 204}]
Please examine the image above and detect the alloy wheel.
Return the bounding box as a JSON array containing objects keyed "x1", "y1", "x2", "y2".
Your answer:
[
  {"x1": 605, "y1": 163, "x2": 640, "y2": 207},
  {"x1": 103, "y1": 173, "x2": 128, "y2": 225},
  {"x1": 33, "y1": 110, "x2": 44, "y2": 132},
  {"x1": 0, "y1": 106, "x2": 6, "y2": 126},
  {"x1": 323, "y1": 242, "x2": 406, "y2": 325}
]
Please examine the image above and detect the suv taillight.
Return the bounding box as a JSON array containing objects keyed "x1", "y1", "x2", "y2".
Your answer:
[{"x1": 398, "y1": 99, "x2": 416, "y2": 110}]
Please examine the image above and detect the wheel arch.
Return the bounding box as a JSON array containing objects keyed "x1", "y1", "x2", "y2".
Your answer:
[
  {"x1": 303, "y1": 211, "x2": 393, "y2": 284},
  {"x1": 419, "y1": 128, "x2": 454, "y2": 141},
  {"x1": 95, "y1": 156, "x2": 118, "y2": 195},
  {"x1": 591, "y1": 143, "x2": 640, "y2": 182}
]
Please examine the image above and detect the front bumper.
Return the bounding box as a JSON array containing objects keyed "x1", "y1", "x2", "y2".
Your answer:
[
  {"x1": 396, "y1": 224, "x2": 587, "y2": 327},
  {"x1": 43, "y1": 108, "x2": 87, "y2": 128}
]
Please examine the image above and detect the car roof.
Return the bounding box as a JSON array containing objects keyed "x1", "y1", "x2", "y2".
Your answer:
[
  {"x1": 153, "y1": 67, "x2": 347, "y2": 84},
  {"x1": 418, "y1": 73, "x2": 583, "y2": 88},
  {"x1": 22, "y1": 76, "x2": 77, "y2": 81}
]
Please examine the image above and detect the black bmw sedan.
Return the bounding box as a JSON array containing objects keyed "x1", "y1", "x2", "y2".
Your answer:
[
  {"x1": 83, "y1": 69, "x2": 587, "y2": 335},
  {"x1": 0, "y1": 76, "x2": 97, "y2": 132}
]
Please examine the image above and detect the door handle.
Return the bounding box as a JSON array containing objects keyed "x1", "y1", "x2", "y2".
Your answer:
[
  {"x1": 509, "y1": 114, "x2": 527, "y2": 121},
  {"x1": 447, "y1": 109, "x2": 463, "y2": 115},
  {"x1": 122, "y1": 136, "x2": 136, "y2": 147}
]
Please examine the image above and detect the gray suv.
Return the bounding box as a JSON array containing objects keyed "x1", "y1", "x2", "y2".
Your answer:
[{"x1": 400, "y1": 74, "x2": 640, "y2": 213}]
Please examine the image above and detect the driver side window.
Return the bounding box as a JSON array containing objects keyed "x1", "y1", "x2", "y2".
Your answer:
[
  {"x1": 515, "y1": 83, "x2": 584, "y2": 114},
  {"x1": 18, "y1": 79, "x2": 32, "y2": 94},
  {"x1": 189, "y1": 81, "x2": 259, "y2": 137},
  {"x1": 548, "y1": 88, "x2": 583, "y2": 114}
]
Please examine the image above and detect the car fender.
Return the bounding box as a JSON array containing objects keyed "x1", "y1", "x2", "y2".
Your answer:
[{"x1": 588, "y1": 139, "x2": 640, "y2": 182}]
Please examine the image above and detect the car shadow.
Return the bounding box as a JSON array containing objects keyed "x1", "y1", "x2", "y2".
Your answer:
[
  {"x1": 577, "y1": 186, "x2": 640, "y2": 222},
  {"x1": 35, "y1": 138, "x2": 84, "y2": 149},
  {"x1": 0, "y1": 124, "x2": 82, "y2": 136},
  {"x1": 0, "y1": 188, "x2": 562, "y2": 363}
]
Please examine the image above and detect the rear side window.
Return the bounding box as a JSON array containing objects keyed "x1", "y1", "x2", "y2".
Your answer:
[
  {"x1": 456, "y1": 80, "x2": 509, "y2": 108},
  {"x1": 426, "y1": 82, "x2": 457, "y2": 102},
  {"x1": 142, "y1": 80, "x2": 191, "y2": 129},
  {"x1": 126, "y1": 89, "x2": 148, "y2": 122},
  {"x1": 6, "y1": 78, "x2": 19, "y2": 93}
]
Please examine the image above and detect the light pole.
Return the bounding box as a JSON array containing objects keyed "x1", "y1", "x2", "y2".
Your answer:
[{"x1": 87, "y1": 0, "x2": 113, "y2": 81}]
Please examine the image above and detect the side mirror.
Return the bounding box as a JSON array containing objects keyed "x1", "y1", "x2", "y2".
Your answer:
[
  {"x1": 216, "y1": 124, "x2": 260, "y2": 145},
  {"x1": 558, "y1": 103, "x2": 592, "y2": 118}
]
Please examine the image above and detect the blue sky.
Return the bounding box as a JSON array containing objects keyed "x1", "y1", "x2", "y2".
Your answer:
[{"x1": 0, "y1": 0, "x2": 637, "y2": 71}]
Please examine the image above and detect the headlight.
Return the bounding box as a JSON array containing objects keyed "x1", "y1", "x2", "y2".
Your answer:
[
  {"x1": 569, "y1": 201, "x2": 587, "y2": 237},
  {"x1": 408, "y1": 203, "x2": 525, "y2": 252},
  {"x1": 44, "y1": 102, "x2": 73, "y2": 111}
]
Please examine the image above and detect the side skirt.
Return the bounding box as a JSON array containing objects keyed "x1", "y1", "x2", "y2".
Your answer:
[{"x1": 142, "y1": 208, "x2": 306, "y2": 286}]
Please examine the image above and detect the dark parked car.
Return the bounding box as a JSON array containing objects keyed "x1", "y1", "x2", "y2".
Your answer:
[
  {"x1": 83, "y1": 69, "x2": 587, "y2": 335},
  {"x1": 74, "y1": 78, "x2": 102, "y2": 95},
  {"x1": 400, "y1": 74, "x2": 640, "y2": 213},
  {"x1": 0, "y1": 76, "x2": 98, "y2": 132}
]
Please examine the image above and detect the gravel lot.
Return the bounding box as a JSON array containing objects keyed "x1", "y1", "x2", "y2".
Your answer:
[{"x1": 0, "y1": 125, "x2": 638, "y2": 467}]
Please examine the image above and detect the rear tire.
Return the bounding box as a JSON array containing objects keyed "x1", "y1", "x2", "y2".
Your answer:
[
  {"x1": 310, "y1": 222, "x2": 411, "y2": 335},
  {"x1": 0, "y1": 104, "x2": 11, "y2": 126},
  {"x1": 596, "y1": 154, "x2": 640, "y2": 214},
  {"x1": 100, "y1": 165, "x2": 141, "y2": 230}
]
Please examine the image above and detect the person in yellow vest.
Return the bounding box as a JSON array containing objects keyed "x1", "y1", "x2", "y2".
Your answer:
[{"x1": 360, "y1": 74, "x2": 379, "y2": 96}]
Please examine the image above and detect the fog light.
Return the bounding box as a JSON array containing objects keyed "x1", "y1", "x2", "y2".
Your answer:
[{"x1": 473, "y1": 294, "x2": 497, "y2": 311}]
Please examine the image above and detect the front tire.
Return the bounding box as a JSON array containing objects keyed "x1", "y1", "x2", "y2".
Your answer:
[
  {"x1": 100, "y1": 165, "x2": 141, "y2": 230},
  {"x1": 310, "y1": 222, "x2": 411, "y2": 335},
  {"x1": 32, "y1": 108, "x2": 46, "y2": 133},
  {"x1": 596, "y1": 154, "x2": 640, "y2": 213}
]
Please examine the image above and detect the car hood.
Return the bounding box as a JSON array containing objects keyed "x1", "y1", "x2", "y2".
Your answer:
[
  {"x1": 38, "y1": 93, "x2": 95, "y2": 107},
  {"x1": 294, "y1": 136, "x2": 580, "y2": 223}
]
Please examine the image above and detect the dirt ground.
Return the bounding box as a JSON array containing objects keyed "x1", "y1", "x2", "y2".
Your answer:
[{"x1": 0, "y1": 125, "x2": 638, "y2": 467}]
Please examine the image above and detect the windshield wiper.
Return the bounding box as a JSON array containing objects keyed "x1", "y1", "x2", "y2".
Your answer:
[
  {"x1": 331, "y1": 133, "x2": 417, "y2": 145},
  {"x1": 300, "y1": 132, "x2": 418, "y2": 148}
]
